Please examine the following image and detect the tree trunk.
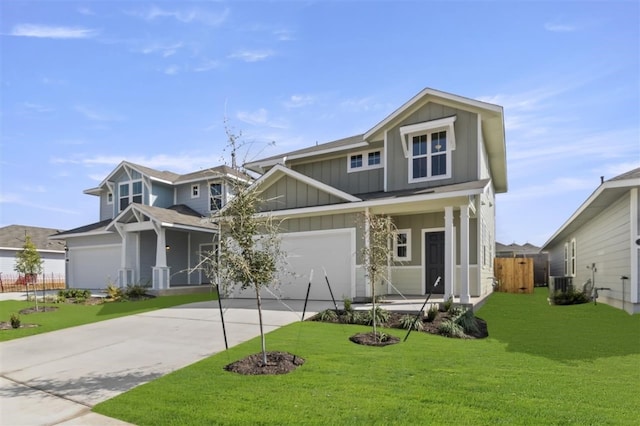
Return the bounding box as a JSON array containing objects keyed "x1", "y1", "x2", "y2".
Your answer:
[
  {"x1": 372, "y1": 274, "x2": 377, "y2": 337},
  {"x1": 255, "y1": 284, "x2": 267, "y2": 366}
]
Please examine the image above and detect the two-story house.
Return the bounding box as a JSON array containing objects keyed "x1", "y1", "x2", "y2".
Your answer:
[
  {"x1": 237, "y1": 88, "x2": 507, "y2": 304},
  {"x1": 51, "y1": 162, "x2": 249, "y2": 290}
]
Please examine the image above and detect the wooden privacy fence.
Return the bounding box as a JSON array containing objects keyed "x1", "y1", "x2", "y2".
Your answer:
[{"x1": 494, "y1": 258, "x2": 534, "y2": 294}]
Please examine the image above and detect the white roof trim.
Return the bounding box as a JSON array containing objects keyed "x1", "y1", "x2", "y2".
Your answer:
[
  {"x1": 255, "y1": 184, "x2": 486, "y2": 219},
  {"x1": 364, "y1": 87, "x2": 502, "y2": 140},
  {"x1": 49, "y1": 230, "x2": 113, "y2": 239},
  {"x1": 542, "y1": 176, "x2": 640, "y2": 248},
  {"x1": 0, "y1": 246, "x2": 65, "y2": 253},
  {"x1": 246, "y1": 140, "x2": 368, "y2": 171},
  {"x1": 251, "y1": 164, "x2": 362, "y2": 202}
]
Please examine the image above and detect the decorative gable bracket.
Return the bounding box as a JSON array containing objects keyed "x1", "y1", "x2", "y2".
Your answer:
[{"x1": 398, "y1": 115, "x2": 457, "y2": 159}]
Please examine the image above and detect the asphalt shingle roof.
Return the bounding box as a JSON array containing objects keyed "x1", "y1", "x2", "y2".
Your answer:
[{"x1": 0, "y1": 225, "x2": 67, "y2": 251}]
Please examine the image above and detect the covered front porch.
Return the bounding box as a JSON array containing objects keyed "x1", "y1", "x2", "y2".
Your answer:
[{"x1": 106, "y1": 203, "x2": 218, "y2": 290}]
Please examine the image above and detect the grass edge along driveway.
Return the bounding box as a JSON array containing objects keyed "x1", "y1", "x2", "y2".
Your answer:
[
  {"x1": 94, "y1": 289, "x2": 640, "y2": 425},
  {"x1": 0, "y1": 292, "x2": 218, "y2": 342}
]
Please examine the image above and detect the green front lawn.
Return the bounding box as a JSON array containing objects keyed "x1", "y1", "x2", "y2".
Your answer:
[
  {"x1": 0, "y1": 291, "x2": 218, "y2": 342},
  {"x1": 94, "y1": 289, "x2": 640, "y2": 425}
]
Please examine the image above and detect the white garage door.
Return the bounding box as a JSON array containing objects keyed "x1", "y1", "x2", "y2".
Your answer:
[
  {"x1": 69, "y1": 245, "x2": 121, "y2": 289},
  {"x1": 232, "y1": 229, "x2": 355, "y2": 301}
]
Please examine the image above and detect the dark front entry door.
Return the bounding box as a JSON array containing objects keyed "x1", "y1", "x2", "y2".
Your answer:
[{"x1": 425, "y1": 231, "x2": 445, "y2": 294}]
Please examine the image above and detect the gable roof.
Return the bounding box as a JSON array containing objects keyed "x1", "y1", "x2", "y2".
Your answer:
[
  {"x1": 0, "y1": 225, "x2": 67, "y2": 252},
  {"x1": 364, "y1": 87, "x2": 506, "y2": 193},
  {"x1": 85, "y1": 161, "x2": 252, "y2": 195},
  {"x1": 541, "y1": 167, "x2": 640, "y2": 249},
  {"x1": 106, "y1": 204, "x2": 217, "y2": 233},
  {"x1": 250, "y1": 164, "x2": 361, "y2": 203},
  {"x1": 244, "y1": 87, "x2": 507, "y2": 192}
]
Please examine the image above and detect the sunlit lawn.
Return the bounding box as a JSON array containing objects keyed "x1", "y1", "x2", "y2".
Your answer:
[
  {"x1": 0, "y1": 291, "x2": 218, "y2": 342},
  {"x1": 94, "y1": 289, "x2": 640, "y2": 425}
]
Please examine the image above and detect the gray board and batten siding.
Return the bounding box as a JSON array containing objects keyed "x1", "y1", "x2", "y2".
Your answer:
[
  {"x1": 259, "y1": 175, "x2": 350, "y2": 212},
  {"x1": 385, "y1": 104, "x2": 479, "y2": 192},
  {"x1": 290, "y1": 141, "x2": 385, "y2": 196}
]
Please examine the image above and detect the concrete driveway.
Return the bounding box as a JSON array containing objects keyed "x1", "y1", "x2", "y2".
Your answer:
[{"x1": 0, "y1": 298, "x2": 332, "y2": 425}]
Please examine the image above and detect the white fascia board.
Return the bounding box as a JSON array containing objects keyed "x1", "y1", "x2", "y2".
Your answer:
[
  {"x1": 49, "y1": 230, "x2": 113, "y2": 239},
  {"x1": 0, "y1": 246, "x2": 65, "y2": 254},
  {"x1": 251, "y1": 164, "x2": 362, "y2": 202},
  {"x1": 246, "y1": 141, "x2": 369, "y2": 171},
  {"x1": 365, "y1": 88, "x2": 502, "y2": 140},
  {"x1": 541, "y1": 177, "x2": 640, "y2": 249},
  {"x1": 255, "y1": 186, "x2": 486, "y2": 219},
  {"x1": 160, "y1": 222, "x2": 218, "y2": 233}
]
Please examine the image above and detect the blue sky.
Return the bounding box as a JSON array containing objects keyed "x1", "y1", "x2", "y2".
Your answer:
[{"x1": 1, "y1": 1, "x2": 638, "y2": 246}]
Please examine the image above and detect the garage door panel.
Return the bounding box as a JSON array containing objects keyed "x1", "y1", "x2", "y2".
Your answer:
[
  {"x1": 231, "y1": 229, "x2": 354, "y2": 301},
  {"x1": 70, "y1": 245, "x2": 120, "y2": 289}
]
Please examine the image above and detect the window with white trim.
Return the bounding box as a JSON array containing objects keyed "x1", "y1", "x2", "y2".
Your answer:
[
  {"x1": 564, "y1": 239, "x2": 577, "y2": 276},
  {"x1": 393, "y1": 229, "x2": 411, "y2": 261},
  {"x1": 191, "y1": 184, "x2": 200, "y2": 198},
  {"x1": 399, "y1": 116, "x2": 456, "y2": 183},
  {"x1": 107, "y1": 192, "x2": 113, "y2": 205},
  {"x1": 210, "y1": 183, "x2": 223, "y2": 211},
  {"x1": 347, "y1": 148, "x2": 383, "y2": 173},
  {"x1": 119, "y1": 180, "x2": 142, "y2": 211}
]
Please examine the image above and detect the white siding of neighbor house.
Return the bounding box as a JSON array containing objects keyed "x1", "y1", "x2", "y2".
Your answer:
[{"x1": 549, "y1": 191, "x2": 632, "y2": 311}]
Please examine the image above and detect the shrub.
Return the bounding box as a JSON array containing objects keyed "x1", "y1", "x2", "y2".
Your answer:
[
  {"x1": 426, "y1": 305, "x2": 438, "y2": 322},
  {"x1": 551, "y1": 289, "x2": 589, "y2": 306},
  {"x1": 58, "y1": 289, "x2": 91, "y2": 303},
  {"x1": 438, "y1": 320, "x2": 465, "y2": 338},
  {"x1": 343, "y1": 297, "x2": 353, "y2": 312},
  {"x1": 106, "y1": 284, "x2": 124, "y2": 301},
  {"x1": 455, "y1": 308, "x2": 479, "y2": 335},
  {"x1": 442, "y1": 296, "x2": 453, "y2": 312},
  {"x1": 124, "y1": 284, "x2": 149, "y2": 299},
  {"x1": 341, "y1": 310, "x2": 362, "y2": 324},
  {"x1": 10, "y1": 313, "x2": 21, "y2": 329},
  {"x1": 399, "y1": 314, "x2": 424, "y2": 331},
  {"x1": 363, "y1": 306, "x2": 389, "y2": 326},
  {"x1": 319, "y1": 309, "x2": 338, "y2": 322}
]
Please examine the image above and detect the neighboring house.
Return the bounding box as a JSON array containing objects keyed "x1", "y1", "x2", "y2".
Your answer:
[
  {"x1": 51, "y1": 161, "x2": 249, "y2": 290},
  {"x1": 495, "y1": 242, "x2": 548, "y2": 286},
  {"x1": 541, "y1": 168, "x2": 640, "y2": 314},
  {"x1": 240, "y1": 88, "x2": 507, "y2": 303},
  {"x1": 0, "y1": 225, "x2": 66, "y2": 283}
]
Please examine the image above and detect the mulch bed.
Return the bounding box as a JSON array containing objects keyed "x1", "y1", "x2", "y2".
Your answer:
[
  {"x1": 349, "y1": 331, "x2": 400, "y2": 346},
  {"x1": 19, "y1": 306, "x2": 59, "y2": 314},
  {"x1": 224, "y1": 351, "x2": 304, "y2": 375}
]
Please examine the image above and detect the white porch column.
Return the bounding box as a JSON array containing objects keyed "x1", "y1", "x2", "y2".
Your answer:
[
  {"x1": 114, "y1": 223, "x2": 134, "y2": 287},
  {"x1": 364, "y1": 208, "x2": 371, "y2": 297},
  {"x1": 152, "y1": 225, "x2": 170, "y2": 290},
  {"x1": 444, "y1": 206, "x2": 455, "y2": 300},
  {"x1": 459, "y1": 204, "x2": 470, "y2": 304}
]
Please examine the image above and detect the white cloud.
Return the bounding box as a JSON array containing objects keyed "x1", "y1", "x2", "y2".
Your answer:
[
  {"x1": 75, "y1": 105, "x2": 124, "y2": 122},
  {"x1": 131, "y1": 6, "x2": 229, "y2": 26},
  {"x1": 544, "y1": 22, "x2": 577, "y2": 32},
  {"x1": 284, "y1": 94, "x2": 315, "y2": 109},
  {"x1": 164, "y1": 65, "x2": 180, "y2": 75},
  {"x1": 22, "y1": 102, "x2": 54, "y2": 113},
  {"x1": 339, "y1": 96, "x2": 385, "y2": 113},
  {"x1": 0, "y1": 192, "x2": 79, "y2": 214},
  {"x1": 236, "y1": 108, "x2": 288, "y2": 129},
  {"x1": 10, "y1": 24, "x2": 98, "y2": 39},
  {"x1": 229, "y1": 50, "x2": 274, "y2": 62},
  {"x1": 274, "y1": 29, "x2": 295, "y2": 41},
  {"x1": 77, "y1": 7, "x2": 95, "y2": 16},
  {"x1": 194, "y1": 60, "x2": 220, "y2": 72},
  {"x1": 140, "y1": 42, "x2": 184, "y2": 57}
]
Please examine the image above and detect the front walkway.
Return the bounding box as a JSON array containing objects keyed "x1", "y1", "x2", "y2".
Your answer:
[{"x1": 0, "y1": 298, "x2": 333, "y2": 425}]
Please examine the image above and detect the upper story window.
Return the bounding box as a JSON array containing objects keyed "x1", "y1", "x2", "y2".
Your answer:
[
  {"x1": 210, "y1": 183, "x2": 223, "y2": 211},
  {"x1": 191, "y1": 184, "x2": 200, "y2": 198},
  {"x1": 393, "y1": 229, "x2": 411, "y2": 261},
  {"x1": 400, "y1": 116, "x2": 456, "y2": 183},
  {"x1": 119, "y1": 180, "x2": 142, "y2": 211},
  {"x1": 107, "y1": 192, "x2": 113, "y2": 205},
  {"x1": 347, "y1": 148, "x2": 383, "y2": 173}
]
